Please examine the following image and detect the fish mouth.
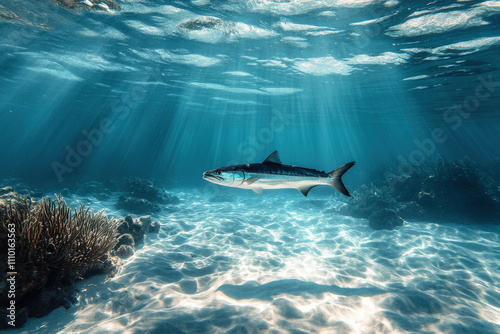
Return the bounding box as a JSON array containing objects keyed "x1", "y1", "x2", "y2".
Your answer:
[{"x1": 203, "y1": 172, "x2": 223, "y2": 182}]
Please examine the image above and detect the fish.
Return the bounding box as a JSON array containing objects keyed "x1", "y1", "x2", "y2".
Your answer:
[{"x1": 203, "y1": 151, "x2": 355, "y2": 197}]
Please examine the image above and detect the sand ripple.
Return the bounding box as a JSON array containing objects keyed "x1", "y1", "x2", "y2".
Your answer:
[{"x1": 12, "y1": 190, "x2": 500, "y2": 333}]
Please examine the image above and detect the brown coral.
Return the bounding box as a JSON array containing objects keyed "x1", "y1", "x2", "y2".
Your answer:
[{"x1": 0, "y1": 196, "x2": 117, "y2": 301}]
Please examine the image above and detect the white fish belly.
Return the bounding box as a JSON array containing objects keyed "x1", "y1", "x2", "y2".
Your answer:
[{"x1": 246, "y1": 176, "x2": 330, "y2": 190}]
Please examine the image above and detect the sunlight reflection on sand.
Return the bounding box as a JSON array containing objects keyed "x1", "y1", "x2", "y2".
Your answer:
[{"x1": 12, "y1": 189, "x2": 500, "y2": 334}]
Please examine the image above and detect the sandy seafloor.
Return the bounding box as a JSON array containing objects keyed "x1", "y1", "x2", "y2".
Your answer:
[{"x1": 10, "y1": 189, "x2": 500, "y2": 334}]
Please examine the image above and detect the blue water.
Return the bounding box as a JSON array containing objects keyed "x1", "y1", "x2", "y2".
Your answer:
[
  {"x1": 1, "y1": 0, "x2": 500, "y2": 333},
  {"x1": 1, "y1": 0, "x2": 499, "y2": 186}
]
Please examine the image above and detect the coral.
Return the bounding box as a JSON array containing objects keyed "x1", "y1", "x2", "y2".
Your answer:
[
  {"x1": 418, "y1": 157, "x2": 498, "y2": 222},
  {"x1": 117, "y1": 177, "x2": 179, "y2": 214},
  {"x1": 0, "y1": 186, "x2": 13, "y2": 195},
  {"x1": 112, "y1": 215, "x2": 161, "y2": 259},
  {"x1": 396, "y1": 201, "x2": 424, "y2": 220},
  {"x1": 116, "y1": 196, "x2": 161, "y2": 214},
  {"x1": 0, "y1": 196, "x2": 118, "y2": 318},
  {"x1": 0, "y1": 187, "x2": 26, "y2": 208},
  {"x1": 116, "y1": 234, "x2": 135, "y2": 249},
  {"x1": 339, "y1": 183, "x2": 396, "y2": 218},
  {"x1": 114, "y1": 214, "x2": 161, "y2": 245},
  {"x1": 21, "y1": 279, "x2": 77, "y2": 318},
  {"x1": 345, "y1": 156, "x2": 499, "y2": 224},
  {"x1": 116, "y1": 245, "x2": 134, "y2": 259},
  {"x1": 125, "y1": 177, "x2": 159, "y2": 201}
]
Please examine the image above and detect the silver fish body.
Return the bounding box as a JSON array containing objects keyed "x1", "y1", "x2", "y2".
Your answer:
[{"x1": 203, "y1": 151, "x2": 355, "y2": 197}]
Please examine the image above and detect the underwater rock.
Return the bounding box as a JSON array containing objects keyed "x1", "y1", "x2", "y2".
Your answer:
[
  {"x1": 124, "y1": 177, "x2": 179, "y2": 204},
  {"x1": 112, "y1": 215, "x2": 157, "y2": 259},
  {"x1": 116, "y1": 245, "x2": 134, "y2": 259},
  {"x1": 415, "y1": 158, "x2": 499, "y2": 222},
  {"x1": 84, "y1": 254, "x2": 119, "y2": 278},
  {"x1": 149, "y1": 221, "x2": 161, "y2": 234},
  {"x1": 116, "y1": 234, "x2": 135, "y2": 249},
  {"x1": 116, "y1": 218, "x2": 131, "y2": 235},
  {"x1": 117, "y1": 177, "x2": 179, "y2": 214},
  {"x1": 116, "y1": 195, "x2": 161, "y2": 214},
  {"x1": 368, "y1": 209, "x2": 404, "y2": 230},
  {"x1": 114, "y1": 215, "x2": 161, "y2": 247},
  {"x1": 129, "y1": 219, "x2": 145, "y2": 244},
  {"x1": 209, "y1": 193, "x2": 235, "y2": 203},
  {"x1": 396, "y1": 201, "x2": 424, "y2": 220},
  {"x1": 124, "y1": 177, "x2": 158, "y2": 201},
  {"x1": 114, "y1": 214, "x2": 145, "y2": 244},
  {"x1": 139, "y1": 215, "x2": 160, "y2": 233},
  {"x1": 162, "y1": 192, "x2": 181, "y2": 205},
  {"x1": 77, "y1": 181, "x2": 112, "y2": 200},
  {"x1": 339, "y1": 183, "x2": 397, "y2": 219},
  {"x1": 22, "y1": 281, "x2": 78, "y2": 318},
  {"x1": 348, "y1": 157, "x2": 500, "y2": 224},
  {"x1": 139, "y1": 215, "x2": 153, "y2": 229}
]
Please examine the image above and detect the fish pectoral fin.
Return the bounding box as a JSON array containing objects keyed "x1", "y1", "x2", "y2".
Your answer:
[
  {"x1": 251, "y1": 188, "x2": 263, "y2": 196},
  {"x1": 244, "y1": 177, "x2": 260, "y2": 185},
  {"x1": 298, "y1": 185, "x2": 317, "y2": 197}
]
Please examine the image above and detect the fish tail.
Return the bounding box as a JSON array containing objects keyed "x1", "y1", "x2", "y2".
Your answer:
[{"x1": 328, "y1": 162, "x2": 355, "y2": 197}]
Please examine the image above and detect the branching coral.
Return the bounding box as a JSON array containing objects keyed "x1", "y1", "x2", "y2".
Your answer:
[{"x1": 0, "y1": 196, "x2": 117, "y2": 297}]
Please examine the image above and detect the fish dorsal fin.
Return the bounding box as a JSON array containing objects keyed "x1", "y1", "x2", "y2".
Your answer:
[
  {"x1": 263, "y1": 151, "x2": 282, "y2": 165},
  {"x1": 298, "y1": 185, "x2": 317, "y2": 197}
]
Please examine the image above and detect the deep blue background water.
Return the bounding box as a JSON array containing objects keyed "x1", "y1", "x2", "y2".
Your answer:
[{"x1": 1, "y1": 0, "x2": 499, "y2": 189}]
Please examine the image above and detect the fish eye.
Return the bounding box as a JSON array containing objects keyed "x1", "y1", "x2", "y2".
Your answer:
[{"x1": 216, "y1": 170, "x2": 221, "y2": 175}]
